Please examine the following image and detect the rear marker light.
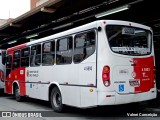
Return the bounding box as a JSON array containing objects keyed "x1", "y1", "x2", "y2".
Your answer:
[
  {"x1": 153, "y1": 66, "x2": 156, "y2": 84},
  {"x1": 106, "y1": 95, "x2": 115, "y2": 97},
  {"x1": 106, "y1": 95, "x2": 111, "y2": 97},
  {"x1": 90, "y1": 89, "x2": 93, "y2": 92},
  {"x1": 89, "y1": 84, "x2": 94, "y2": 86},
  {"x1": 153, "y1": 66, "x2": 156, "y2": 74}
]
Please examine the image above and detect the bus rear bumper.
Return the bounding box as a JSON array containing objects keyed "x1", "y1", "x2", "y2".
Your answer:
[
  {"x1": 114, "y1": 88, "x2": 157, "y2": 105},
  {"x1": 98, "y1": 91, "x2": 116, "y2": 105},
  {"x1": 98, "y1": 88, "x2": 157, "y2": 105}
]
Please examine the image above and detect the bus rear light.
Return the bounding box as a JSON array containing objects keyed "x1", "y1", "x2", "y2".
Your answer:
[
  {"x1": 104, "y1": 80, "x2": 110, "y2": 86},
  {"x1": 102, "y1": 74, "x2": 109, "y2": 80},
  {"x1": 102, "y1": 66, "x2": 110, "y2": 87},
  {"x1": 153, "y1": 66, "x2": 156, "y2": 74},
  {"x1": 153, "y1": 66, "x2": 156, "y2": 82}
]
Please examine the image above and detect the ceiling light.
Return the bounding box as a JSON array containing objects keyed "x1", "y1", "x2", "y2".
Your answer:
[
  {"x1": 52, "y1": 23, "x2": 73, "y2": 30},
  {"x1": 95, "y1": 5, "x2": 130, "y2": 18},
  {"x1": 8, "y1": 40, "x2": 17, "y2": 44},
  {"x1": 26, "y1": 34, "x2": 38, "y2": 39}
]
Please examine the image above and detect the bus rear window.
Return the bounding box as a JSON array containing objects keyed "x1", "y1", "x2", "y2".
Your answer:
[{"x1": 106, "y1": 25, "x2": 152, "y2": 55}]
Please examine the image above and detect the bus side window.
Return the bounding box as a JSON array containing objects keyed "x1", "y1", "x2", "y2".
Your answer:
[
  {"x1": 74, "y1": 31, "x2": 96, "y2": 63},
  {"x1": 21, "y1": 47, "x2": 30, "y2": 67},
  {"x1": 42, "y1": 41, "x2": 55, "y2": 65},
  {"x1": 56, "y1": 37, "x2": 73, "y2": 64},
  {"x1": 30, "y1": 44, "x2": 41, "y2": 66},
  {"x1": 13, "y1": 50, "x2": 21, "y2": 70}
]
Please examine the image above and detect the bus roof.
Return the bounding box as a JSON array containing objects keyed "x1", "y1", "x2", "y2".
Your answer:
[{"x1": 7, "y1": 20, "x2": 152, "y2": 51}]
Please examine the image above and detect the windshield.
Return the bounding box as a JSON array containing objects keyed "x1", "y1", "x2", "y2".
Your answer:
[{"x1": 106, "y1": 25, "x2": 152, "y2": 55}]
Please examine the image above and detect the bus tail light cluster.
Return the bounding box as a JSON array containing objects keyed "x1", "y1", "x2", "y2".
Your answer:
[
  {"x1": 153, "y1": 66, "x2": 156, "y2": 83},
  {"x1": 153, "y1": 66, "x2": 156, "y2": 74},
  {"x1": 102, "y1": 66, "x2": 110, "y2": 87}
]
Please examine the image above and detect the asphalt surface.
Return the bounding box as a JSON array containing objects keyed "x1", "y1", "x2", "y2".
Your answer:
[{"x1": 0, "y1": 91, "x2": 160, "y2": 120}]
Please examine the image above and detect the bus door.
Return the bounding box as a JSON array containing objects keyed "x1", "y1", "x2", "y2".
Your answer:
[
  {"x1": 5, "y1": 55, "x2": 13, "y2": 93},
  {"x1": 74, "y1": 30, "x2": 97, "y2": 107}
]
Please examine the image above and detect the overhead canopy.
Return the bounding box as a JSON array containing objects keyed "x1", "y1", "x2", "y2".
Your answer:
[
  {"x1": 0, "y1": 0, "x2": 160, "y2": 49},
  {"x1": 0, "y1": 0, "x2": 63, "y2": 43}
]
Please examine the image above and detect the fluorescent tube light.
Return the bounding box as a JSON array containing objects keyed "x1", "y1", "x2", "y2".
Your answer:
[
  {"x1": 26, "y1": 34, "x2": 38, "y2": 39},
  {"x1": 52, "y1": 23, "x2": 73, "y2": 30},
  {"x1": 8, "y1": 40, "x2": 17, "y2": 44},
  {"x1": 95, "y1": 5, "x2": 130, "y2": 18}
]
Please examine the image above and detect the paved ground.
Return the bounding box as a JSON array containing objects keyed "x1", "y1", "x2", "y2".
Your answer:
[{"x1": 0, "y1": 91, "x2": 160, "y2": 120}]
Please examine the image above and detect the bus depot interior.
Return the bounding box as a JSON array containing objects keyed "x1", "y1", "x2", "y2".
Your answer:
[{"x1": 0, "y1": 0, "x2": 160, "y2": 91}]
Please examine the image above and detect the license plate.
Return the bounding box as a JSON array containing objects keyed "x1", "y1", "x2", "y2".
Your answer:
[{"x1": 129, "y1": 79, "x2": 140, "y2": 87}]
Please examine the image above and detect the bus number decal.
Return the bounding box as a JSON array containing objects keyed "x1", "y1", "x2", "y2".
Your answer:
[{"x1": 84, "y1": 66, "x2": 92, "y2": 71}]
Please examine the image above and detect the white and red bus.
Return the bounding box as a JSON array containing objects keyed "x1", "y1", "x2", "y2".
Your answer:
[
  {"x1": 4, "y1": 20, "x2": 156, "y2": 112},
  {"x1": 0, "y1": 50, "x2": 6, "y2": 90}
]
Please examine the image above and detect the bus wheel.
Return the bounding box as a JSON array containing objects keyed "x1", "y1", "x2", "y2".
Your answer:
[
  {"x1": 50, "y1": 87, "x2": 64, "y2": 112},
  {"x1": 15, "y1": 85, "x2": 22, "y2": 102}
]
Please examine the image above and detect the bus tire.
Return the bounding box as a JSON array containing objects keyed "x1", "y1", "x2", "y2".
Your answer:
[
  {"x1": 15, "y1": 85, "x2": 23, "y2": 102},
  {"x1": 50, "y1": 87, "x2": 64, "y2": 112}
]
